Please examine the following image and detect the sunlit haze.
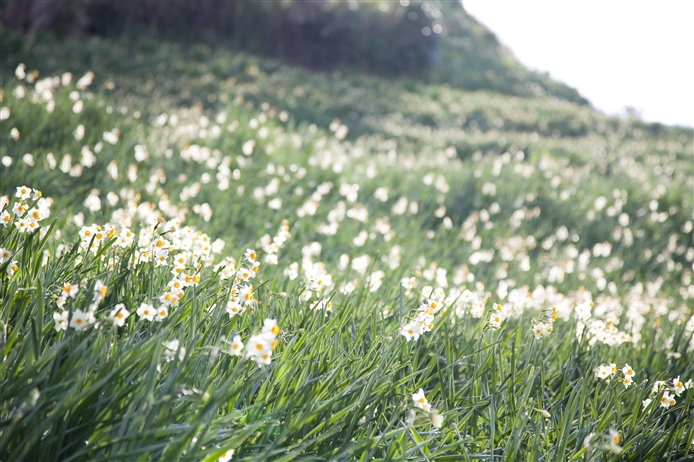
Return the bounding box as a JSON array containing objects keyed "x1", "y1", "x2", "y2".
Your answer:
[{"x1": 463, "y1": 0, "x2": 694, "y2": 127}]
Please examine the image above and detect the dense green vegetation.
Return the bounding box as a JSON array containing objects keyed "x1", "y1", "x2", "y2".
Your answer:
[
  {"x1": 0, "y1": 4, "x2": 693, "y2": 461},
  {"x1": 1, "y1": 0, "x2": 588, "y2": 103}
]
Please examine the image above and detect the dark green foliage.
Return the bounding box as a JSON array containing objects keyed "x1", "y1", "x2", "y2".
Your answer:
[{"x1": 1, "y1": 0, "x2": 589, "y2": 102}]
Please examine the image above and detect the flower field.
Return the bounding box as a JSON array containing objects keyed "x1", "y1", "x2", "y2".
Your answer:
[{"x1": 1, "y1": 37, "x2": 693, "y2": 461}]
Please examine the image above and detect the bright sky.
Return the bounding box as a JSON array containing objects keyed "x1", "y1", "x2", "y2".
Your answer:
[{"x1": 462, "y1": 0, "x2": 694, "y2": 128}]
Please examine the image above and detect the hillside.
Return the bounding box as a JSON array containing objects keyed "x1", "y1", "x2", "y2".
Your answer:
[
  {"x1": 1, "y1": 1, "x2": 588, "y2": 101},
  {"x1": 1, "y1": 5, "x2": 693, "y2": 461}
]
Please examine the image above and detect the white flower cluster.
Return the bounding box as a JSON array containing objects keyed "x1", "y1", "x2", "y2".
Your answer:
[
  {"x1": 1, "y1": 186, "x2": 52, "y2": 234},
  {"x1": 574, "y1": 294, "x2": 631, "y2": 347},
  {"x1": 643, "y1": 376, "x2": 691, "y2": 410},
  {"x1": 0, "y1": 188, "x2": 53, "y2": 278},
  {"x1": 222, "y1": 249, "x2": 260, "y2": 318},
  {"x1": 53, "y1": 279, "x2": 110, "y2": 331},
  {"x1": 285, "y1": 242, "x2": 335, "y2": 309},
  {"x1": 215, "y1": 220, "x2": 290, "y2": 283},
  {"x1": 400, "y1": 286, "x2": 446, "y2": 341},
  {"x1": 258, "y1": 219, "x2": 291, "y2": 265},
  {"x1": 43, "y1": 191, "x2": 228, "y2": 331},
  {"x1": 448, "y1": 285, "x2": 488, "y2": 319},
  {"x1": 163, "y1": 339, "x2": 186, "y2": 362},
  {"x1": 531, "y1": 306, "x2": 558, "y2": 339},
  {"x1": 594, "y1": 363, "x2": 636, "y2": 388},
  {"x1": 225, "y1": 319, "x2": 281, "y2": 367},
  {"x1": 410, "y1": 388, "x2": 443, "y2": 429},
  {"x1": 303, "y1": 260, "x2": 333, "y2": 305},
  {"x1": 487, "y1": 303, "x2": 508, "y2": 330},
  {"x1": 583, "y1": 429, "x2": 623, "y2": 455}
]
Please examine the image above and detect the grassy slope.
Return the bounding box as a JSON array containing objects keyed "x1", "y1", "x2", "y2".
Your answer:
[
  {"x1": 0, "y1": 25, "x2": 693, "y2": 462},
  {"x1": 1, "y1": 33, "x2": 691, "y2": 286}
]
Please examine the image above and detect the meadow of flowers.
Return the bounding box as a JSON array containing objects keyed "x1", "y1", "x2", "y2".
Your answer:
[{"x1": 0, "y1": 42, "x2": 693, "y2": 461}]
